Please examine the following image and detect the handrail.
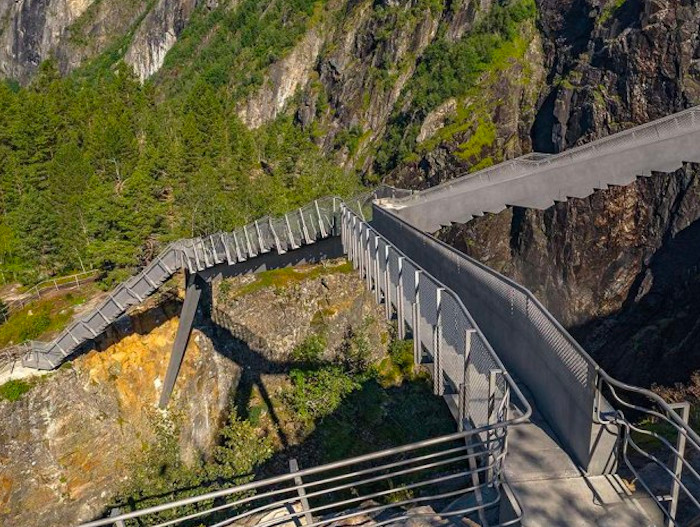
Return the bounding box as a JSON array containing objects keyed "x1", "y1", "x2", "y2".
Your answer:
[
  {"x1": 79, "y1": 421, "x2": 523, "y2": 527},
  {"x1": 0, "y1": 269, "x2": 99, "y2": 321},
  {"x1": 375, "y1": 198, "x2": 700, "y2": 449},
  {"x1": 341, "y1": 203, "x2": 533, "y2": 426},
  {"x1": 372, "y1": 200, "x2": 699, "y2": 524},
  {"x1": 392, "y1": 105, "x2": 700, "y2": 205},
  {"x1": 76, "y1": 195, "x2": 530, "y2": 527}
]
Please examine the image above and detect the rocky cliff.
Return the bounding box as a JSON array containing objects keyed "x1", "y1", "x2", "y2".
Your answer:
[
  {"x1": 0, "y1": 300, "x2": 240, "y2": 527},
  {"x1": 2, "y1": 0, "x2": 700, "y2": 389},
  {"x1": 435, "y1": 0, "x2": 700, "y2": 387}
]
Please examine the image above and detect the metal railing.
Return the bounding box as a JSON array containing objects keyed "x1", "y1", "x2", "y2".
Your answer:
[
  {"x1": 458, "y1": 236, "x2": 700, "y2": 525},
  {"x1": 340, "y1": 205, "x2": 529, "y2": 432},
  {"x1": 0, "y1": 269, "x2": 100, "y2": 322},
  {"x1": 18, "y1": 196, "x2": 351, "y2": 370},
  {"x1": 595, "y1": 375, "x2": 700, "y2": 526},
  {"x1": 80, "y1": 426, "x2": 524, "y2": 527},
  {"x1": 76, "y1": 198, "x2": 531, "y2": 527},
  {"x1": 394, "y1": 105, "x2": 700, "y2": 205}
]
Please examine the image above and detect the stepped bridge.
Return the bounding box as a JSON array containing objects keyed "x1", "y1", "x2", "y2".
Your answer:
[{"x1": 11, "y1": 107, "x2": 700, "y2": 526}]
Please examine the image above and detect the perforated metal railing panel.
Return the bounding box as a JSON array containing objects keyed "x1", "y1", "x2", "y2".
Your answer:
[{"x1": 392, "y1": 106, "x2": 700, "y2": 231}]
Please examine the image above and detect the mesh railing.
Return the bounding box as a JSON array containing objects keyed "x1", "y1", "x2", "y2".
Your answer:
[
  {"x1": 79, "y1": 199, "x2": 530, "y2": 527},
  {"x1": 341, "y1": 205, "x2": 527, "y2": 432}
]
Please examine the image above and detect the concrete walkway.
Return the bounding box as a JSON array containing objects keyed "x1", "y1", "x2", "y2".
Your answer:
[{"x1": 504, "y1": 382, "x2": 659, "y2": 526}]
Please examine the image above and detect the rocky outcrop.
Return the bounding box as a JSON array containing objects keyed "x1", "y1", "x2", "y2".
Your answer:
[
  {"x1": 0, "y1": 0, "x2": 204, "y2": 82},
  {"x1": 124, "y1": 0, "x2": 200, "y2": 82},
  {"x1": 239, "y1": 24, "x2": 326, "y2": 128},
  {"x1": 0, "y1": 0, "x2": 94, "y2": 82},
  {"x1": 440, "y1": 163, "x2": 700, "y2": 385},
  {"x1": 390, "y1": 24, "x2": 545, "y2": 189},
  {"x1": 532, "y1": 0, "x2": 700, "y2": 153},
  {"x1": 212, "y1": 260, "x2": 388, "y2": 364},
  {"x1": 0, "y1": 309, "x2": 240, "y2": 527}
]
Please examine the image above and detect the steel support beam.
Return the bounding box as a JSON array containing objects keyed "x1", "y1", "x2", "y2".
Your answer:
[{"x1": 159, "y1": 273, "x2": 203, "y2": 408}]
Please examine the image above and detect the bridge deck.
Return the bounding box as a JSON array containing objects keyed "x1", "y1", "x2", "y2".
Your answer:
[{"x1": 389, "y1": 106, "x2": 700, "y2": 232}]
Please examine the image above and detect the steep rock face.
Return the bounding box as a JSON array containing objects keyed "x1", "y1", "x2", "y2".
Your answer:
[
  {"x1": 0, "y1": 0, "x2": 94, "y2": 82},
  {"x1": 432, "y1": 0, "x2": 700, "y2": 387},
  {"x1": 0, "y1": 0, "x2": 202, "y2": 82},
  {"x1": 532, "y1": 0, "x2": 700, "y2": 152},
  {"x1": 238, "y1": 22, "x2": 327, "y2": 128},
  {"x1": 440, "y1": 164, "x2": 700, "y2": 385},
  {"x1": 388, "y1": 23, "x2": 545, "y2": 189},
  {"x1": 310, "y1": 0, "x2": 442, "y2": 169},
  {"x1": 124, "y1": 0, "x2": 200, "y2": 81},
  {"x1": 212, "y1": 260, "x2": 388, "y2": 364},
  {"x1": 53, "y1": 0, "x2": 150, "y2": 74},
  {"x1": 0, "y1": 308, "x2": 240, "y2": 527}
]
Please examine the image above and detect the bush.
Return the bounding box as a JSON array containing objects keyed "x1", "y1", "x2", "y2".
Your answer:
[
  {"x1": 0, "y1": 379, "x2": 33, "y2": 402},
  {"x1": 286, "y1": 366, "x2": 362, "y2": 425},
  {"x1": 291, "y1": 333, "x2": 327, "y2": 364}
]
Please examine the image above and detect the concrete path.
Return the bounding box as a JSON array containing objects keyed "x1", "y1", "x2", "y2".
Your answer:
[{"x1": 504, "y1": 382, "x2": 659, "y2": 526}]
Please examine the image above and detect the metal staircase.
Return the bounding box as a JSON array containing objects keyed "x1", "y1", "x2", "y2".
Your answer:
[
  {"x1": 10, "y1": 106, "x2": 700, "y2": 525},
  {"x1": 387, "y1": 105, "x2": 700, "y2": 232},
  {"x1": 21, "y1": 197, "x2": 341, "y2": 370}
]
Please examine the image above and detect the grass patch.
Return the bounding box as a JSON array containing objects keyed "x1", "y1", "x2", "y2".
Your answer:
[
  {"x1": 223, "y1": 260, "x2": 354, "y2": 299},
  {"x1": 0, "y1": 379, "x2": 33, "y2": 402},
  {"x1": 0, "y1": 286, "x2": 97, "y2": 347}
]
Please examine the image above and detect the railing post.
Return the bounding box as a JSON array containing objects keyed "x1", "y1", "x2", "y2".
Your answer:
[
  {"x1": 299, "y1": 208, "x2": 312, "y2": 244},
  {"x1": 315, "y1": 200, "x2": 328, "y2": 238},
  {"x1": 384, "y1": 245, "x2": 391, "y2": 320},
  {"x1": 433, "y1": 287, "x2": 444, "y2": 396},
  {"x1": 244, "y1": 226, "x2": 254, "y2": 257},
  {"x1": 364, "y1": 229, "x2": 371, "y2": 289},
  {"x1": 233, "y1": 232, "x2": 245, "y2": 261},
  {"x1": 374, "y1": 237, "x2": 381, "y2": 304},
  {"x1": 460, "y1": 329, "x2": 476, "y2": 428},
  {"x1": 397, "y1": 257, "x2": 405, "y2": 340},
  {"x1": 667, "y1": 402, "x2": 690, "y2": 526},
  {"x1": 284, "y1": 213, "x2": 298, "y2": 250},
  {"x1": 413, "y1": 270, "x2": 422, "y2": 367},
  {"x1": 254, "y1": 220, "x2": 267, "y2": 253},
  {"x1": 488, "y1": 368, "x2": 503, "y2": 483},
  {"x1": 289, "y1": 458, "x2": 313, "y2": 526},
  {"x1": 269, "y1": 218, "x2": 285, "y2": 254}
]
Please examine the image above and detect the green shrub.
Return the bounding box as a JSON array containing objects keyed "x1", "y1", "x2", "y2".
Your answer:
[
  {"x1": 286, "y1": 366, "x2": 362, "y2": 425},
  {"x1": 0, "y1": 379, "x2": 33, "y2": 402},
  {"x1": 292, "y1": 333, "x2": 327, "y2": 364},
  {"x1": 389, "y1": 338, "x2": 415, "y2": 378}
]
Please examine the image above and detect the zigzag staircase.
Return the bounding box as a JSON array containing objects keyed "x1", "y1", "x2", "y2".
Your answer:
[{"x1": 21, "y1": 197, "x2": 346, "y2": 370}]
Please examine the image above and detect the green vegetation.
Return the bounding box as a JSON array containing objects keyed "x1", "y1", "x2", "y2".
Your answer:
[
  {"x1": 291, "y1": 332, "x2": 327, "y2": 363},
  {"x1": 599, "y1": 0, "x2": 627, "y2": 25},
  {"x1": 0, "y1": 379, "x2": 34, "y2": 402},
  {"x1": 157, "y1": 0, "x2": 328, "y2": 98},
  {"x1": 0, "y1": 60, "x2": 359, "y2": 284},
  {"x1": 0, "y1": 288, "x2": 95, "y2": 347},
  {"x1": 374, "y1": 0, "x2": 537, "y2": 174},
  {"x1": 115, "y1": 321, "x2": 454, "y2": 524},
  {"x1": 220, "y1": 261, "x2": 354, "y2": 300}
]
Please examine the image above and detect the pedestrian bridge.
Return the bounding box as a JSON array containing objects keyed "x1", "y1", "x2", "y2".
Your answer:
[{"x1": 15, "y1": 107, "x2": 700, "y2": 526}]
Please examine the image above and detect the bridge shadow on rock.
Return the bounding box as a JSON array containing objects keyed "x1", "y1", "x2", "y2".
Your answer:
[
  {"x1": 101, "y1": 310, "x2": 461, "y2": 527},
  {"x1": 569, "y1": 216, "x2": 700, "y2": 389}
]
